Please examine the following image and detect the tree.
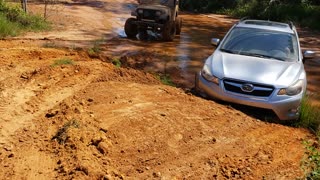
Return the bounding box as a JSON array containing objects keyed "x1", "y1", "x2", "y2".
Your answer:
[{"x1": 20, "y1": 0, "x2": 27, "y2": 12}]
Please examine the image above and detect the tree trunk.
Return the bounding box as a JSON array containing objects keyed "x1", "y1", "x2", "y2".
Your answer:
[{"x1": 21, "y1": 0, "x2": 27, "y2": 13}]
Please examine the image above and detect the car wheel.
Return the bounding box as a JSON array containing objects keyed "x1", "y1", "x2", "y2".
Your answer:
[
  {"x1": 162, "y1": 21, "x2": 176, "y2": 41},
  {"x1": 138, "y1": 30, "x2": 148, "y2": 41},
  {"x1": 124, "y1": 18, "x2": 138, "y2": 39}
]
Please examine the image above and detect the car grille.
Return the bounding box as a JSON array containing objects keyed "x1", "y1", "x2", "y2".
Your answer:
[
  {"x1": 142, "y1": 10, "x2": 157, "y2": 20},
  {"x1": 223, "y1": 79, "x2": 274, "y2": 97}
]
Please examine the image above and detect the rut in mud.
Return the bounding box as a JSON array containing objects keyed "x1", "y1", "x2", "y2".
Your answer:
[{"x1": 0, "y1": 0, "x2": 319, "y2": 179}]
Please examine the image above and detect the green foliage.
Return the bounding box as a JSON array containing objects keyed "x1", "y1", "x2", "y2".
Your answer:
[
  {"x1": 297, "y1": 96, "x2": 320, "y2": 178},
  {"x1": 157, "y1": 74, "x2": 175, "y2": 86},
  {"x1": 0, "y1": 0, "x2": 49, "y2": 37},
  {"x1": 52, "y1": 58, "x2": 74, "y2": 67},
  {"x1": 226, "y1": 1, "x2": 320, "y2": 30},
  {"x1": 295, "y1": 96, "x2": 320, "y2": 132},
  {"x1": 0, "y1": 13, "x2": 20, "y2": 38},
  {"x1": 112, "y1": 58, "x2": 121, "y2": 68},
  {"x1": 88, "y1": 39, "x2": 103, "y2": 58},
  {"x1": 302, "y1": 140, "x2": 320, "y2": 179},
  {"x1": 181, "y1": 0, "x2": 320, "y2": 30}
]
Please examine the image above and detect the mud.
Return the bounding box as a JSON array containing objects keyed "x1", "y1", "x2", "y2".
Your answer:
[{"x1": 0, "y1": 0, "x2": 319, "y2": 179}]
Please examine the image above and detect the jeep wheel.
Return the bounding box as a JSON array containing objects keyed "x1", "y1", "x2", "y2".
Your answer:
[
  {"x1": 138, "y1": 30, "x2": 148, "y2": 41},
  {"x1": 124, "y1": 18, "x2": 138, "y2": 39},
  {"x1": 176, "y1": 17, "x2": 182, "y2": 35},
  {"x1": 162, "y1": 21, "x2": 176, "y2": 41}
]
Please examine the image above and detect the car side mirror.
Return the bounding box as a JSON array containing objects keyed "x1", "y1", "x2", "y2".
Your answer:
[
  {"x1": 211, "y1": 38, "x2": 220, "y2": 46},
  {"x1": 303, "y1": 50, "x2": 316, "y2": 59}
]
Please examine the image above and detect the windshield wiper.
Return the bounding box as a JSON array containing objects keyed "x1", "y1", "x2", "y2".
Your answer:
[
  {"x1": 220, "y1": 48, "x2": 238, "y2": 54},
  {"x1": 239, "y1": 52, "x2": 285, "y2": 61}
]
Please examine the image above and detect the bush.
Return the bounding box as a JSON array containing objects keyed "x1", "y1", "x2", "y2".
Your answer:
[
  {"x1": 0, "y1": 0, "x2": 49, "y2": 37},
  {"x1": 297, "y1": 96, "x2": 320, "y2": 133},
  {"x1": 181, "y1": 0, "x2": 320, "y2": 31},
  {"x1": 0, "y1": 13, "x2": 20, "y2": 38}
]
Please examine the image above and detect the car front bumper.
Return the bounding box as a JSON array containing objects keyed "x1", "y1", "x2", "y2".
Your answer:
[
  {"x1": 196, "y1": 72, "x2": 303, "y2": 120},
  {"x1": 133, "y1": 20, "x2": 164, "y2": 30}
]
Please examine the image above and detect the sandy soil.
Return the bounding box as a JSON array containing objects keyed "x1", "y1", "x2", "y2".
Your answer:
[{"x1": 0, "y1": 0, "x2": 319, "y2": 179}]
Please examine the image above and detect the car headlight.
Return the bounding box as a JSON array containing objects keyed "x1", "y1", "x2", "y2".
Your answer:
[
  {"x1": 278, "y1": 80, "x2": 304, "y2": 96},
  {"x1": 138, "y1": 9, "x2": 143, "y2": 14},
  {"x1": 201, "y1": 64, "x2": 219, "y2": 85}
]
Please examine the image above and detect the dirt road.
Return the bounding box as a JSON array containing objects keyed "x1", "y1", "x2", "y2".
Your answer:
[{"x1": 0, "y1": 0, "x2": 319, "y2": 179}]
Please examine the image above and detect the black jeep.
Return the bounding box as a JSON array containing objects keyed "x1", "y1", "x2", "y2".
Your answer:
[{"x1": 124, "y1": 0, "x2": 182, "y2": 41}]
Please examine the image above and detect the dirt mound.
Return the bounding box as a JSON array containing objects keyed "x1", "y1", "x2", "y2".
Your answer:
[
  {"x1": 0, "y1": 43, "x2": 314, "y2": 179},
  {"x1": 1, "y1": 0, "x2": 319, "y2": 178}
]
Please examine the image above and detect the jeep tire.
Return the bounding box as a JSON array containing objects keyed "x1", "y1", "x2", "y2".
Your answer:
[
  {"x1": 176, "y1": 17, "x2": 182, "y2": 35},
  {"x1": 162, "y1": 21, "x2": 176, "y2": 41},
  {"x1": 125, "y1": 18, "x2": 138, "y2": 39}
]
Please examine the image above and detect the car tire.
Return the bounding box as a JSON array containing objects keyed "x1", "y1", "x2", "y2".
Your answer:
[
  {"x1": 176, "y1": 17, "x2": 182, "y2": 35},
  {"x1": 138, "y1": 30, "x2": 148, "y2": 41},
  {"x1": 162, "y1": 21, "x2": 176, "y2": 41},
  {"x1": 124, "y1": 18, "x2": 138, "y2": 39}
]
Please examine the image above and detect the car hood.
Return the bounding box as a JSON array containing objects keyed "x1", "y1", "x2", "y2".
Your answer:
[
  {"x1": 137, "y1": 4, "x2": 171, "y2": 11},
  {"x1": 209, "y1": 51, "x2": 304, "y2": 87}
]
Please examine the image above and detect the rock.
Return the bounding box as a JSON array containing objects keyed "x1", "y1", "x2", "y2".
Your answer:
[
  {"x1": 97, "y1": 141, "x2": 110, "y2": 154},
  {"x1": 91, "y1": 136, "x2": 103, "y2": 146},
  {"x1": 74, "y1": 107, "x2": 81, "y2": 114},
  {"x1": 45, "y1": 110, "x2": 59, "y2": 118},
  {"x1": 8, "y1": 153, "x2": 14, "y2": 158},
  {"x1": 20, "y1": 74, "x2": 29, "y2": 79},
  {"x1": 136, "y1": 168, "x2": 144, "y2": 173},
  {"x1": 76, "y1": 165, "x2": 89, "y2": 175},
  {"x1": 103, "y1": 175, "x2": 112, "y2": 180},
  {"x1": 100, "y1": 126, "x2": 108, "y2": 133},
  {"x1": 3, "y1": 145, "x2": 13, "y2": 151},
  {"x1": 153, "y1": 172, "x2": 161, "y2": 178}
]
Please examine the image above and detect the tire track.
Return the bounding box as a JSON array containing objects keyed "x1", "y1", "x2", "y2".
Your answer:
[{"x1": 0, "y1": 61, "x2": 102, "y2": 146}]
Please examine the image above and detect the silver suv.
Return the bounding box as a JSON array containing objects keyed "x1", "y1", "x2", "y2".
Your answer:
[{"x1": 195, "y1": 19, "x2": 316, "y2": 120}]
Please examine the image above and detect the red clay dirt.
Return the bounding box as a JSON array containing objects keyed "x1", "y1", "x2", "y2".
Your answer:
[{"x1": 0, "y1": 0, "x2": 320, "y2": 179}]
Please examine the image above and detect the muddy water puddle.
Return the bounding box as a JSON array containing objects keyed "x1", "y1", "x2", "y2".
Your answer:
[
  {"x1": 110, "y1": 13, "x2": 320, "y2": 107},
  {"x1": 108, "y1": 14, "x2": 235, "y2": 88}
]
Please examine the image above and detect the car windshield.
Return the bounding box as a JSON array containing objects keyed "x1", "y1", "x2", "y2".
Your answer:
[
  {"x1": 220, "y1": 27, "x2": 299, "y2": 62},
  {"x1": 139, "y1": 0, "x2": 174, "y2": 6}
]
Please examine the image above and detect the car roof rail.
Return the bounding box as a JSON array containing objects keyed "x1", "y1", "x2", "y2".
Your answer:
[
  {"x1": 240, "y1": 16, "x2": 249, "y2": 22},
  {"x1": 288, "y1": 21, "x2": 294, "y2": 30}
]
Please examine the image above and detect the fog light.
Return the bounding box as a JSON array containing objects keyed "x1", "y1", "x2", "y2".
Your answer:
[
  {"x1": 289, "y1": 109, "x2": 298, "y2": 113},
  {"x1": 138, "y1": 9, "x2": 143, "y2": 14}
]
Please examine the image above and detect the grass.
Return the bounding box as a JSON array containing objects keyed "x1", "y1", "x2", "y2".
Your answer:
[
  {"x1": 112, "y1": 58, "x2": 121, "y2": 68},
  {"x1": 0, "y1": 13, "x2": 20, "y2": 38},
  {"x1": 296, "y1": 95, "x2": 320, "y2": 178},
  {"x1": 295, "y1": 96, "x2": 320, "y2": 133},
  {"x1": 87, "y1": 39, "x2": 103, "y2": 58},
  {"x1": 0, "y1": 1, "x2": 49, "y2": 38},
  {"x1": 157, "y1": 74, "x2": 175, "y2": 87},
  {"x1": 51, "y1": 58, "x2": 74, "y2": 67},
  {"x1": 302, "y1": 140, "x2": 320, "y2": 179}
]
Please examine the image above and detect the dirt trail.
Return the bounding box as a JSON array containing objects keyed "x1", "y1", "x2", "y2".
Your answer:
[{"x1": 0, "y1": 0, "x2": 319, "y2": 179}]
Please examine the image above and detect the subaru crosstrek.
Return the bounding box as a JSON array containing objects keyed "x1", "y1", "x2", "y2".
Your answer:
[{"x1": 195, "y1": 19, "x2": 315, "y2": 120}]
